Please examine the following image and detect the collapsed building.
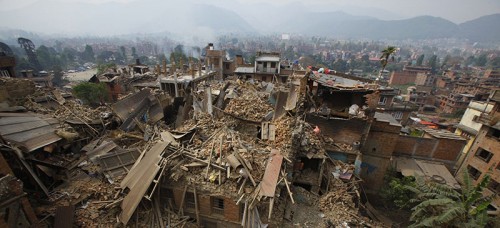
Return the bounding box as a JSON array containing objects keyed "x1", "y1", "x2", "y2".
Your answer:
[{"x1": 1, "y1": 46, "x2": 476, "y2": 227}]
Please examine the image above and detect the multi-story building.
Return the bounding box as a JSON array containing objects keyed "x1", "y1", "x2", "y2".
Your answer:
[
  {"x1": 439, "y1": 93, "x2": 476, "y2": 114},
  {"x1": 376, "y1": 88, "x2": 418, "y2": 125},
  {"x1": 457, "y1": 90, "x2": 500, "y2": 214},
  {"x1": 415, "y1": 73, "x2": 436, "y2": 87},
  {"x1": 454, "y1": 101, "x2": 495, "y2": 167},
  {"x1": 406, "y1": 86, "x2": 436, "y2": 112},
  {"x1": 254, "y1": 52, "x2": 281, "y2": 82}
]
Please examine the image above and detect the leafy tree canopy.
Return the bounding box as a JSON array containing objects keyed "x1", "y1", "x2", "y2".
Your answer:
[{"x1": 72, "y1": 82, "x2": 109, "y2": 106}]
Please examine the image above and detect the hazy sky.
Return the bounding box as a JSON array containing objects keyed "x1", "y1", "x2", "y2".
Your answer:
[
  {"x1": 1, "y1": 0, "x2": 499, "y2": 22},
  {"x1": 2, "y1": 0, "x2": 498, "y2": 23},
  {"x1": 0, "y1": 0, "x2": 499, "y2": 37}
]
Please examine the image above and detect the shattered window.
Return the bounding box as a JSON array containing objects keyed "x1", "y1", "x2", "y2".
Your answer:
[{"x1": 212, "y1": 197, "x2": 224, "y2": 215}]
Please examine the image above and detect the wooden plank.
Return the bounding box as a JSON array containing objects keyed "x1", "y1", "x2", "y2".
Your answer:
[
  {"x1": 259, "y1": 150, "x2": 283, "y2": 197},
  {"x1": 193, "y1": 187, "x2": 200, "y2": 226},
  {"x1": 268, "y1": 124, "x2": 276, "y2": 141},
  {"x1": 261, "y1": 122, "x2": 269, "y2": 140}
]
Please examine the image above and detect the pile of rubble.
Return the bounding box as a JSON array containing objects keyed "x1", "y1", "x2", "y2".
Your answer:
[
  {"x1": 0, "y1": 75, "x2": 388, "y2": 227},
  {"x1": 225, "y1": 90, "x2": 273, "y2": 122}
]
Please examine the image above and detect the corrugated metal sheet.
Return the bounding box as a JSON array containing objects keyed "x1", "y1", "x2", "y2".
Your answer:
[
  {"x1": 424, "y1": 128, "x2": 465, "y2": 140},
  {"x1": 0, "y1": 113, "x2": 61, "y2": 152},
  {"x1": 112, "y1": 89, "x2": 151, "y2": 121}
]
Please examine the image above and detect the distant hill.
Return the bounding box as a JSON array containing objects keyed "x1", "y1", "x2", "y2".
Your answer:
[
  {"x1": 277, "y1": 13, "x2": 500, "y2": 42},
  {"x1": 281, "y1": 14, "x2": 460, "y2": 40},
  {"x1": 192, "y1": 4, "x2": 255, "y2": 34},
  {"x1": 458, "y1": 14, "x2": 500, "y2": 42},
  {"x1": 0, "y1": 0, "x2": 498, "y2": 43}
]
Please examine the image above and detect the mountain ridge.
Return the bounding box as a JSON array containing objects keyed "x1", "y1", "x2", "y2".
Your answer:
[{"x1": 0, "y1": 0, "x2": 498, "y2": 42}]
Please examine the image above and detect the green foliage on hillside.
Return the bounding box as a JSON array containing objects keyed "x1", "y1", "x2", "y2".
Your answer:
[{"x1": 72, "y1": 82, "x2": 109, "y2": 106}]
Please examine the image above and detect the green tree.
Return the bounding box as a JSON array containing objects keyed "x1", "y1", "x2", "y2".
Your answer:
[
  {"x1": 405, "y1": 169, "x2": 494, "y2": 227},
  {"x1": 96, "y1": 63, "x2": 116, "y2": 75},
  {"x1": 428, "y1": 55, "x2": 438, "y2": 73},
  {"x1": 489, "y1": 56, "x2": 500, "y2": 68},
  {"x1": 81, "y1": 45, "x2": 95, "y2": 62},
  {"x1": 441, "y1": 55, "x2": 451, "y2": 69},
  {"x1": 52, "y1": 65, "x2": 66, "y2": 87},
  {"x1": 380, "y1": 172, "x2": 417, "y2": 209},
  {"x1": 476, "y1": 54, "x2": 488, "y2": 67},
  {"x1": 72, "y1": 82, "x2": 109, "y2": 106},
  {"x1": 120, "y1": 46, "x2": 127, "y2": 63},
  {"x1": 131, "y1": 47, "x2": 138, "y2": 60},
  {"x1": 379, "y1": 46, "x2": 397, "y2": 80},
  {"x1": 416, "y1": 54, "x2": 425, "y2": 66}
]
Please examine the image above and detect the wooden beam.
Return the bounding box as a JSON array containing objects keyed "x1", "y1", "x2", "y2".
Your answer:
[
  {"x1": 268, "y1": 197, "x2": 274, "y2": 220},
  {"x1": 177, "y1": 185, "x2": 188, "y2": 216},
  {"x1": 193, "y1": 187, "x2": 200, "y2": 227},
  {"x1": 281, "y1": 170, "x2": 295, "y2": 204}
]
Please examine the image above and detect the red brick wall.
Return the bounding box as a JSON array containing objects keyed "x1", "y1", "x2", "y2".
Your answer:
[
  {"x1": 433, "y1": 139, "x2": 464, "y2": 161},
  {"x1": 198, "y1": 195, "x2": 211, "y2": 215},
  {"x1": 305, "y1": 114, "x2": 366, "y2": 144},
  {"x1": 361, "y1": 120, "x2": 401, "y2": 190},
  {"x1": 361, "y1": 155, "x2": 392, "y2": 189},
  {"x1": 362, "y1": 120, "x2": 401, "y2": 157},
  {"x1": 394, "y1": 135, "x2": 463, "y2": 166},
  {"x1": 170, "y1": 187, "x2": 240, "y2": 223},
  {"x1": 224, "y1": 198, "x2": 240, "y2": 222},
  {"x1": 389, "y1": 72, "x2": 417, "y2": 85}
]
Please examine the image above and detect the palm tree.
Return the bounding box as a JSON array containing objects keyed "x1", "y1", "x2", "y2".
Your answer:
[
  {"x1": 378, "y1": 46, "x2": 397, "y2": 81},
  {"x1": 405, "y1": 169, "x2": 494, "y2": 227}
]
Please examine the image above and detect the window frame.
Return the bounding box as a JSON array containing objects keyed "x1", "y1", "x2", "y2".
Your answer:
[
  {"x1": 378, "y1": 96, "x2": 387, "y2": 105},
  {"x1": 211, "y1": 197, "x2": 225, "y2": 216},
  {"x1": 185, "y1": 192, "x2": 195, "y2": 209},
  {"x1": 475, "y1": 148, "x2": 493, "y2": 163},
  {"x1": 487, "y1": 179, "x2": 500, "y2": 194},
  {"x1": 467, "y1": 165, "x2": 482, "y2": 180}
]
